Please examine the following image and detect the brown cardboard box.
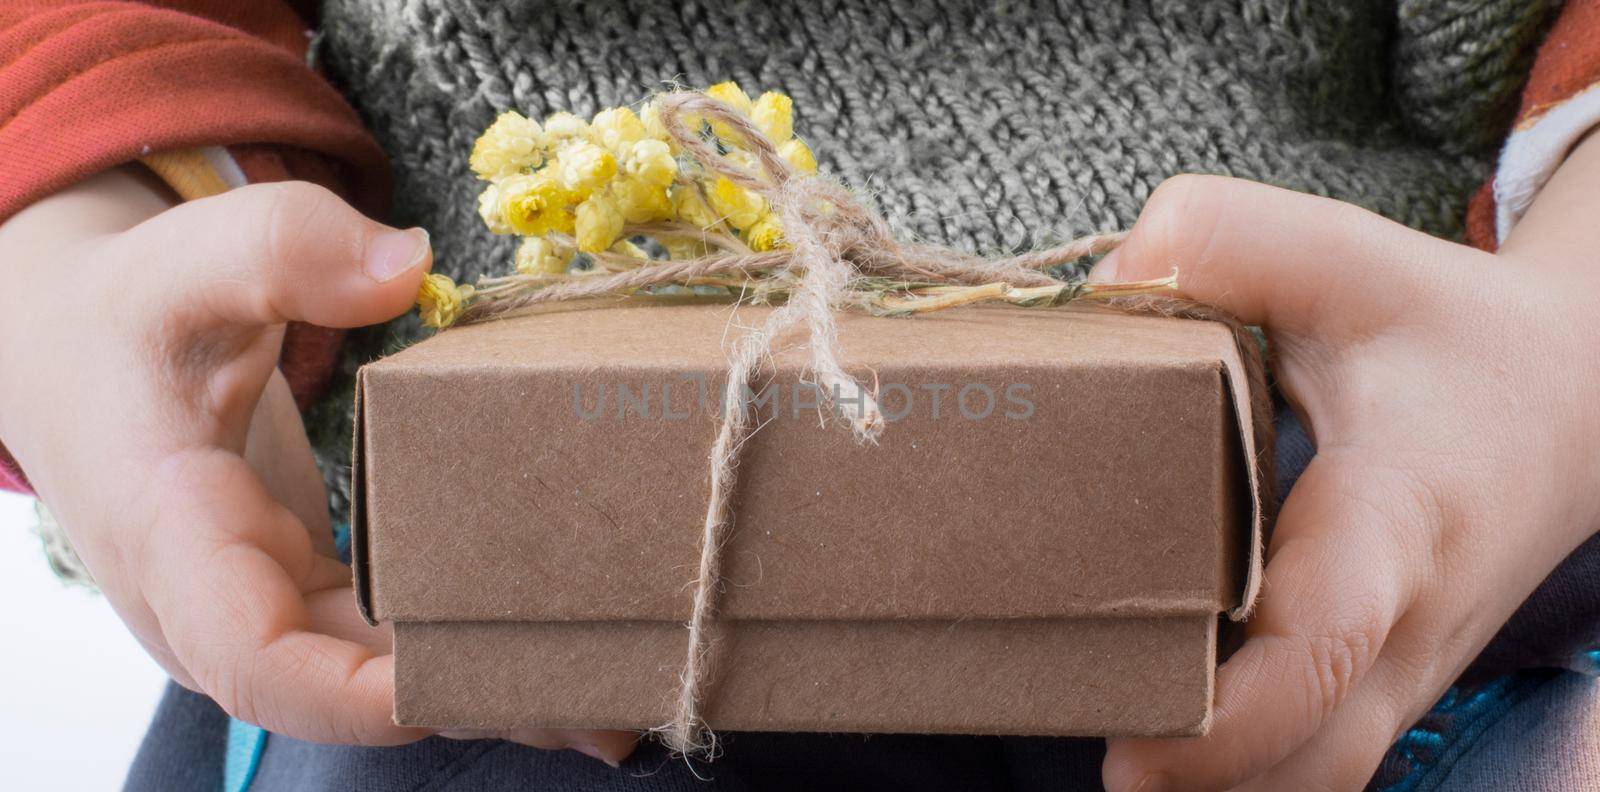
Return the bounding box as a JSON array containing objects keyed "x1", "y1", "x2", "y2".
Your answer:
[{"x1": 351, "y1": 301, "x2": 1267, "y2": 737}]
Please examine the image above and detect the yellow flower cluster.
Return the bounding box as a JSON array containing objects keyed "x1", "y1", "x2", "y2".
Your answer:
[
  {"x1": 469, "y1": 106, "x2": 677, "y2": 255},
  {"x1": 419, "y1": 82, "x2": 823, "y2": 329}
]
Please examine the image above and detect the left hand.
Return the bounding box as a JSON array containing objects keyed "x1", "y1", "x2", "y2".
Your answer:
[
  {"x1": 0, "y1": 170, "x2": 635, "y2": 766},
  {"x1": 1097, "y1": 135, "x2": 1600, "y2": 791}
]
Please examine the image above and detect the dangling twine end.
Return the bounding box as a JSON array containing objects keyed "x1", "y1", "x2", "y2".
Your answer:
[
  {"x1": 844, "y1": 392, "x2": 885, "y2": 443},
  {"x1": 852, "y1": 409, "x2": 885, "y2": 443},
  {"x1": 648, "y1": 718, "x2": 720, "y2": 761},
  {"x1": 823, "y1": 375, "x2": 885, "y2": 443}
]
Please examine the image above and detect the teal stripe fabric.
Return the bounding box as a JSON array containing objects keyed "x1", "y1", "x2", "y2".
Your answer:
[
  {"x1": 223, "y1": 717, "x2": 267, "y2": 792},
  {"x1": 219, "y1": 521, "x2": 350, "y2": 791}
]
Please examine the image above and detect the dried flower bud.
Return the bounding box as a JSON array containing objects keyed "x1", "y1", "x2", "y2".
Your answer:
[
  {"x1": 469, "y1": 111, "x2": 543, "y2": 180},
  {"x1": 663, "y1": 237, "x2": 709, "y2": 259},
  {"x1": 612, "y1": 239, "x2": 650, "y2": 259},
  {"x1": 514, "y1": 236, "x2": 569, "y2": 275},
  {"x1": 416, "y1": 273, "x2": 474, "y2": 329},
  {"x1": 556, "y1": 140, "x2": 618, "y2": 198},
  {"x1": 706, "y1": 81, "x2": 754, "y2": 142},
  {"x1": 500, "y1": 171, "x2": 573, "y2": 235},
  {"x1": 751, "y1": 92, "x2": 794, "y2": 143},
  {"x1": 625, "y1": 139, "x2": 678, "y2": 187},
  {"x1": 705, "y1": 81, "x2": 753, "y2": 115},
  {"x1": 640, "y1": 100, "x2": 674, "y2": 148},
  {"x1": 707, "y1": 176, "x2": 766, "y2": 229},
  {"x1": 543, "y1": 111, "x2": 590, "y2": 141},
  {"x1": 672, "y1": 186, "x2": 719, "y2": 230},
  {"x1": 476, "y1": 182, "x2": 513, "y2": 234},
  {"x1": 590, "y1": 106, "x2": 647, "y2": 153},
  {"x1": 778, "y1": 139, "x2": 818, "y2": 175},
  {"x1": 576, "y1": 193, "x2": 625, "y2": 252},
  {"x1": 744, "y1": 214, "x2": 785, "y2": 251},
  {"x1": 613, "y1": 175, "x2": 674, "y2": 223}
]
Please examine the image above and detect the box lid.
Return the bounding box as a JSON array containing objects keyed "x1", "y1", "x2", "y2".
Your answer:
[{"x1": 351, "y1": 301, "x2": 1267, "y2": 625}]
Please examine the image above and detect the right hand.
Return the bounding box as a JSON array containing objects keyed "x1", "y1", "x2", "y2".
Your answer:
[{"x1": 0, "y1": 167, "x2": 635, "y2": 764}]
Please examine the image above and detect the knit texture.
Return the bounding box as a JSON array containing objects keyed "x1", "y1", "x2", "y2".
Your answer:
[{"x1": 304, "y1": 0, "x2": 1555, "y2": 518}]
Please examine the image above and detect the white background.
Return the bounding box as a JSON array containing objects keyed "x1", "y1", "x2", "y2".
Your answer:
[{"x1": 0, "y1": 492, "x2": 167, "y2": 791}]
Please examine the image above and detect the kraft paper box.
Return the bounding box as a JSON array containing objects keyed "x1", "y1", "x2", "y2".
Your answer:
[{"x1": 351, "y1": 301, "x2": 1267, "y2": 737}]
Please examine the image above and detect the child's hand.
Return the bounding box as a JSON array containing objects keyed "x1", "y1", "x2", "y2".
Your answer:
[
  {"x1": 0, "y1": 169, "x2": 635, "y2": 764},
  {"x1": 1098, "y1": 138, "x2": 1600, "y2": 791}
]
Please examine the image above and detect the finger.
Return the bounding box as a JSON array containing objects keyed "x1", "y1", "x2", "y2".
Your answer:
[
  {"x1": 1089, "y1": 175, "x2": 1477, "y2": 335},
  {"x1": 144, "y1": 450, "x2": 423, "y2": 745},
  {"x1": 305, "y1": 586, "x2": 390, "y2": 653},
  {"x1": 116, "y1": 181, "x2": 431, "y2": 330},
  {"x1": 246, "y1": 370, "x2": 335, "y2": 557},
  {"x1": 1103, "y1": 454, "x2": 1421, "y2": 792},
  {"x1": 130, "y1": 630, "x2": 200, "y2": 692},
  {"x1": 1229, "y1": 654, "x2": 1419, "y2": 792}
]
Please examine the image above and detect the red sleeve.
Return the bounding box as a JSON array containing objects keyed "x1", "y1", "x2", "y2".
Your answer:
[
  {"x1": 1467, "y1": 0, "x2": 1600, "y2": 251},
  {"x1": 0, "y1": 1, "x2": 388, "y2": 221},
  {"x1": 0, "y1": 1, "x2": 390, "y2": 494}
]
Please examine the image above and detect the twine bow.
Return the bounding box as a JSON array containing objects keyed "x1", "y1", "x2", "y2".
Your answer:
[{"x1": 449, "y1": 91, "x2": 1273, "y2": 755}]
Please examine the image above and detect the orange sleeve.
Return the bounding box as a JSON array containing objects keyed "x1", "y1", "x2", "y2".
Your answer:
[
  {"x1": 1467, "y1": 0, "x2": 1600, "y2": 250},
  {"x1": 0, "y1": 1, "x2": 389, "y2": 222}
]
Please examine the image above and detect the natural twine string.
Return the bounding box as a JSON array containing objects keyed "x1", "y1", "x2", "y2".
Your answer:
[{"x1": 453, "y1": 91, "x2": 1274, "y2": 756}]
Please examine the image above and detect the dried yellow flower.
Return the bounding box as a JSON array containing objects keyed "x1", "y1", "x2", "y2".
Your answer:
[
  {"x1": 723, "y1": 148, "x2": 759, "y2": 173},
  {"x1": 476, "y1": 182, "x2": 513, "y2": 234},
  {"x1": 543, "y1": 111, "x2": 590, "y2": 141},
  {"x1": 500, "y1": 171, "x2": 573, "y2": 235},
  {"x1": 514, "y1": 236, "x2": 569, "y2": 275},
  {"x1": 705, "y1": 81, "x2": 753, "y2": 141},
  {"x1": 556, "y1": 140, "x2": 617, "y2": 198},
  {"x1": 661, "y1": 237, "x2": 706, "y2": 259},
  {"x1": 744, "y1": 214, "x2": 785, "y2": 251},
  {"x1": 454, "y1": 87, "x2": 831, "y2": 331},
  {"x1": 416, "y1": 272, "x2": 474, "y2": 329},
  {"x1": 576, "y1": 193, "x2": 625, "y2": 252},
  {"x1": 612, "y1": 175, "x2": 674, "y2": 223},
  {"x1": 672, "y1": 185, "x2": 719, "y2": 230},
  {"x1": 640, "y1": 100, "x2": 673, "y2": 147},
  {"x1": 612, "y1": 239, "x2": 650, "y2": 259},
  {"x1": 624, "y1": 139, "x2": 677, "y2": 187},
  {"x1": 707, "y1": 176, "x2": 765, "y2": 229},
  {"x1": 705, "y1": 81, "x2": 753, "y2": 115},
  {"x1": 778, "y1": 138, "x2": 818, "y2": 174},
  {"x1": 751, "y1": 91, "x2": 793, "y2": 143},
  {"x1": 590, "y1": 106, "x2": 646, "y2": 153},
  {"x1": 469, "y1": 110, "x2": 543, "y2": 180}
]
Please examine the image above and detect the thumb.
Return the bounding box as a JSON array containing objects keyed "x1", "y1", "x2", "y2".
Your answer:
[
  {"x1": 1089, "y1": 174, "x2": 1466, "y2": 335},
  {"x1": 117, "y1": 181, "x2": 431, "y2": 329}
]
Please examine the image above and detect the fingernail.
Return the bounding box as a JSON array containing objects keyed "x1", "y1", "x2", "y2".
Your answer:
[
  {"x1": 1086, "y1": 249, "x2": 1120, "y2": 282},
  {"x1": 1132, "y1": 772, "x2": 1171, "y2": 792},
  {"x1": 571, "y1": 742, "x2": 621, "y2": 769},
  {"x1": 364, "y1": 227, "x2": 430, "y2": 283}
]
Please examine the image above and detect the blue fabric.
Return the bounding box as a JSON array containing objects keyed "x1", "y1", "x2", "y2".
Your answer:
[
  {"x1": 1571, "y1": 647, "x2": 1600, "y2": 676},
  {"x1": 223, "y1": 719, "x2": 268, "y2": 792},
  {"x1": 1426, "y1": 673, "x2": 1600, "y2": 792},
  {"x1": 216, "y1": 520, "x2": 349, "y2": 792},
  {"x1": 332, "y1": 520, "x2": 352, "y2": 561},
  {"x1": 123, "y1": 684, "x2": 228, "y2": 792},
  {"x1": 1370, "y1": 673, "x2": 1551, "y2": 792},
  {"x1": 123, "y1": 673, "x2": 1590, "y2": 792}
]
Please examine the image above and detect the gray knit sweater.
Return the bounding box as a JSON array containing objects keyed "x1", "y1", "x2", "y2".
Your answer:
[{"x1": 303, "y1": 0, "x2": 1556, "y2": 517}]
